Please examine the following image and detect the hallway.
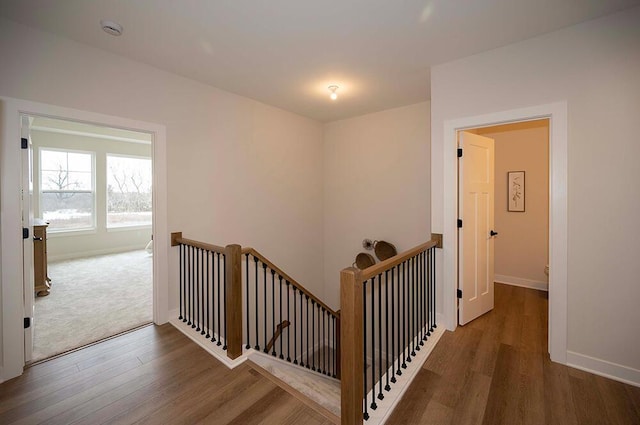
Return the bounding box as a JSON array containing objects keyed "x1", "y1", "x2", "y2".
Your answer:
[{"x1": 388, "y1": 283, "x2": 640, "y2": 424}]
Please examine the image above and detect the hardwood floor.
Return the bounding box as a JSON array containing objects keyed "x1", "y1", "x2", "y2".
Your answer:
[
  {"x1": 0, "y1": 324, "x2": 333, "y2": 425},
  {"x1": 388, "y1": 283, "x2": 640, "y2": 425},
  {"x1": 3, "y1": 284, "x2": 639, "y2": 424}
]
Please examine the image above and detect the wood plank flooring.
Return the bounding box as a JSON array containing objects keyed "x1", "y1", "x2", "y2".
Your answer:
[
  {"x1": 388, "y1": 283, "x2": 640, "y2": 425},
  {"x1": 0, "y1": 324, "x2": 333, "y2": 425},
  {"x1": 3, "y1": 284, "x2": 639, "y2": 424}
]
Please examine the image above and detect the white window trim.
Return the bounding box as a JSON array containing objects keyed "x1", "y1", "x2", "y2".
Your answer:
[{"x1": 39, "y1": 147, "x2": 97, "y2": 233}]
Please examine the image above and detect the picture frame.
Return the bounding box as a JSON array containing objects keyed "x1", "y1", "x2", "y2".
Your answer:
[{"x1": 508, "y1": 171, "x2": 525, "y2": 212}]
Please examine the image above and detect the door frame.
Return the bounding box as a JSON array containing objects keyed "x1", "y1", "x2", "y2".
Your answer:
[
  {"x1": 442, "y1": 102, "x2": 567, "y2": 364},
  {"x1": 1, "y1": 96, "x2": 169, "y2": 382}
]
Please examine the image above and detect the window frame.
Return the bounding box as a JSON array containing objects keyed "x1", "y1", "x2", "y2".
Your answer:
[{"x1": 38, "y1": 147, "x2": 97, "y2": 233}]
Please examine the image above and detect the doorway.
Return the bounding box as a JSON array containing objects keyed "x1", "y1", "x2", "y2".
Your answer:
[
  {"x1": 0, "y1": 96, "x2": 169, "y2": 382},
  {"x1": 24, "y1": 115, "x2": 154, "y2": 362},
  {"x1": 442, "y1": 102, "x2": 568, "y2": 364},
  {"x1": 458, "y1": 120, "x2": 550, "y2": 326}
]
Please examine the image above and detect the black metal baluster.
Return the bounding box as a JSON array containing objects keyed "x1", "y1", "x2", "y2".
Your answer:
[
  {"x1": 391, "y1": 266, "x2": 397, "y2": 382},
  {"x1": 423, "y1": 250, "x2": 428, "y2": 340},
  {"x1": 286, "y1": 281, "x2": 291, "y2": 362},
  {"x1": 179, "y1": 244, "x2": 184, "y2": 320},
  {"x1": 377, "y1": 274, "x2": 384, "y2": 400},
  {"x1": 206, "y1": 250, "x2": 211, "y2": 339},
  {"x1": 305, "y1": 295, "x2": 310, "y2": 368},
  {"x1": 402, "y1": 261, "x2": 408, "y2": 369},
  {"x1": 363, "y1": 280, "x2": 369, "y2": 420},
  {"x1": 279, "y1": 275, "x2": 284, "y2": 359},
  {"x1": 271, "y1": 270, "x2": 276, "y2": 356},
  {"x1": 188, "y1": 246, "x2": 193, "y2": 326},
  {"x1": 254, "y1": 256, "x2": 259, "y2": 349},
  {"x1": 200, "y1": 249, "x2": 205, "y2": 334},
  {"x1": 311, "y1": 300, "x2": 316, "y2": 371},
  {"x1": 263, "y1": 263, "x2": 268, "y2": 352},
  {"x1": 385, "y1": 270, "x2": 391, "y2": 391},
  {"x1": 293, "y1": 287, "x2": 298, "y2": 364},
  {"x1": 371, "y1": 278, "x2": 377, "y2": 410},
  {"x1": 245, "y1": 253, "x2": 250, "y2": 348},
  {"x1": 428, "y1": 248, "x2": 432, "y2": 332},
  {"x1": 197, "y1": 248, "x2": 202, "y2": 334},
  {"x1": 211, "y1": 251, "x2": 220, "y2": 342},
  {"x1": 418, "y1": 252, "x2": 423, "y2": 345},
  {"x1": 411, "y1": 256, "x2": 416, "y2": 356},
  {"x1": 421, "y1": 251, "x2": 426, "y2": 343},
  {"x1": 217, "y1": 252, "x2": 222, "y2": 346},
  {"x1": 333, "y1": 314, "x2": 337, "y2": 378},
  {"x1": 321, "y1": 306, "x2": 325, "y2": 374},
  {"x1": 407, "y1": 258, "x2": 413, "y2": 362},
  {"x1": 432, "y1": 247, "x2": 437, "y2": 330},
  {"x1": 223, "y1": 253, "x2": 227, "y2": 350}
]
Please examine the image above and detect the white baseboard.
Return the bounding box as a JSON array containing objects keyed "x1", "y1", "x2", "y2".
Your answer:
[
  {"x1": 495, "y1": 274, "x2": 548, "y2": 292},
  {"x1": 49, "y1": 245, "x2": 147, "y2": 262},
  {"x1": 567, "y1": 351, "x2": 640, "y2": 388},
  {"x1": 168, "y1": 310, "x2": 248, "y2": 369}
]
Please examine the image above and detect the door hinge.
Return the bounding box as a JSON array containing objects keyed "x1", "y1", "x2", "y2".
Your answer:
[
  {"x1": 23, "y1": 227, "x2": 29, "y2": 239},
  {"x1": 457, "y1": 219, "x2": 463, "y2": 228},
  {"x1": 21, "y1": 138, "x2": 28, "y2": 149},
  {"x1": 457, "y1": 289, "x2": 462, "y2": 299},
  {"x1": 24, "y1": 317, "x2": 31, "y2": 329},
  {"x1": 457, "y1": 148, "x2": 463, "y2": 158}
]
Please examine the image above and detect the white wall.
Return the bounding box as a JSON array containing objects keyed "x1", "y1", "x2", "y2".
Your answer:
[
  {"x1": 431, "y1": 7, "x2": 640, "y2": 381},
  {"x1": 31, "y1": 128, "x2": 152, "y2": 260},
  {"x1": 0, "y1": 18, "x2": 324, "y2": 379},
  {"x1": 476, "y1": 121, "x2": 549, "y2": 288},
  {"x1": 323, "y1": 102, "x2": 430, "y2": 308}
]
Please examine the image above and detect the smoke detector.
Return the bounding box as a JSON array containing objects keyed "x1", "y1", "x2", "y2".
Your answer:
[{"x1": 100, "y1": 20, "x2": 123, "y2": 36}]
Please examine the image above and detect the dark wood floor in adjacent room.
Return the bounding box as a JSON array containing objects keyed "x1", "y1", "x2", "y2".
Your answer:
[
  {"x1": 0, "y1": 324, "x2": 333, "y2": 425},
  {"x1": 388, "y1": 283, "x2": 640, "y2": 425}
]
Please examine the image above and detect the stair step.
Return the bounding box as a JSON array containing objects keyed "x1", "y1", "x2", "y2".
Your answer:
[{"x1": 248, "y1": 350, "x2": 340, "y2": 421}]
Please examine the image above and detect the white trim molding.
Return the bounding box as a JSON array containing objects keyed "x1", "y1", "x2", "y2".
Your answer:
[
  {"x1": 441, "y1": 102, "x2": 568, "y2": 365},
  {"x1": 494, "y1": 275, "x2": 548, "y2": 292},
  {"x1": 567, "y1": 351, "x2": 640, "y2": 388}
]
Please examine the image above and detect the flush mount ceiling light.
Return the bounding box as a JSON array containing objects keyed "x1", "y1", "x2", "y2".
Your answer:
[
  {"x1": 328, "y1": 85, "x2": 339, "y2": 100},
  {"x1": 100, "y1": 20, "x2": 123, "y2": 36}
]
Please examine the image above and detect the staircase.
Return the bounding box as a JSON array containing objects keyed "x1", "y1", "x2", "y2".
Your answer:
[{"x1": 170, "y1": 232, "x2": 442, "y2": 424}]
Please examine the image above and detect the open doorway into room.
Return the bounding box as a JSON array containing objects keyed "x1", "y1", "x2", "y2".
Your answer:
[
  {"x1": 25, "y1": 115, "x2": 154, "y2": 362},
  {"x1": 457, "y1": 118, "x2": 550, "y2": 338}
]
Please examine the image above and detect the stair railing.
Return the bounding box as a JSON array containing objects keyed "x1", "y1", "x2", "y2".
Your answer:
[
  {"x1": 171, "y1": 232, "x2": 340, "y2": 378},
  {"x1": 340, "y1": 238, "x2": 439, "y2": 424},
  {"x1": 242, "y1": 247, "x2": 341, "y2": 378}
]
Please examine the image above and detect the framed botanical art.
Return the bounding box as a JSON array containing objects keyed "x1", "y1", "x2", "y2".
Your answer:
[{"x1": 508, "y1": 171, "x2": 525, "y2": 212}]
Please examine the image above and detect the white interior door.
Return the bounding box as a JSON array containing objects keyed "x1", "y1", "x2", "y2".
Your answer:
[
  {"x1": 21, "y1": 114, "x2": 35, "y2": 362},
  {"x1": 458, "y1": 131, "x2": 495, "y2": 325}
]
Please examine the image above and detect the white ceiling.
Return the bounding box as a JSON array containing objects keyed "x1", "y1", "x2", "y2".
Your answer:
[{"x1": 1, "y1": 0, "x2": 638, "y2": 122}]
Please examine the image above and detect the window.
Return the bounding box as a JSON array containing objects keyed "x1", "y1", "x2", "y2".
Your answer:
[
  {"x1": 107, "y1": 155, "x2": 152, "y2": 228},
  {"x1": 40, "y1": 149, "x2": 95, "y2": 231}
]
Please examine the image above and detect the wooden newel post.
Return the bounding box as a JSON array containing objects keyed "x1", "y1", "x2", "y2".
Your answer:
[
  {"x1": 225, "y1": 244, "x2": 243, "y2": 359},
  {"x1": 341, "y1": 267, "x2": 364, "y2": 425}
]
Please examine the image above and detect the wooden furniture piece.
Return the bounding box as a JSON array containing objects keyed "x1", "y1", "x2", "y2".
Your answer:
[{"x1": 33, "y1": 219, "x2": 51, "y2": 297}]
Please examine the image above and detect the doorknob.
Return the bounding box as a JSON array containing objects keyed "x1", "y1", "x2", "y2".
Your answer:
[
  {"x1": 33, "y1": 236, "x2": 43, "y2": 241},
  {"x1": 490, "y1": 230, "x2": 498, "y2": 237}
]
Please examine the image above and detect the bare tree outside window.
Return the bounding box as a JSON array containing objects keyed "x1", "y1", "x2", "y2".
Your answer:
[
  {"x1": 40, "y1": 149, "x2": 94, "y2": 230},
  {"x1": 107, "y1": 155, "x2": 152, "y2": 227}
]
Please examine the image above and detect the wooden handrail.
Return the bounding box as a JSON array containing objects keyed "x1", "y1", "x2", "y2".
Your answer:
[
  {"x1": 242, "y1": 247, "x2": 339, "y2": 318},
  {"x1": 360, "y1": 239, "x2": 437, "y2": 281},
  {"x1": 171, "y1": 232, "x2": 225, "y2": 254},
  {"x1": 265, "y1": 320, "x2": 291, "y2": 353}
]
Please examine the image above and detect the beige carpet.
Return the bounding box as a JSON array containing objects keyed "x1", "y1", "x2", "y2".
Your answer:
[{"x1": 33, "y1": 250, "x2": 153, "y2": 361}]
